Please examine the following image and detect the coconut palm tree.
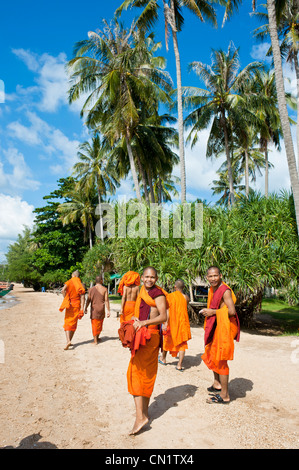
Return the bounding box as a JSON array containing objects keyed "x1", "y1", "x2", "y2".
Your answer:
[
  {"x1": 72, "y1": 135, "x2": 120, "y2": 240},
  {"x1": 211, "y1": 157, "x2": 246, "y2": 206},
  {"x1": 116, "y1": 0, "x2": 241, "y2": 203},
  {"x1": 253, "y1": 0, "x2": 299, "y2": 166},
  {"x1": 67, "y1": 19, "x2": 172, "y2": 202},
  {"x1": 184, "y1": 43, "x2": 261, "y2": 206},
  {"x1": 58, "y1": 185, "x2": 97, "y2": 249},
  {"x1": 233, "y1": 126, "x2": 269, "y2": 196},
  {"x1": 263, "y1": 0, "x2": 299, "y2": 232}
]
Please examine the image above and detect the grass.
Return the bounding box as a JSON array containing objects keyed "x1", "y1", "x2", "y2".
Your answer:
[
  {"x1": 261, "y1": 298, "x2": 299, "y2": 335},
  {"x1": 109, "y1": 294, "x2": 122, "y2": 304}
]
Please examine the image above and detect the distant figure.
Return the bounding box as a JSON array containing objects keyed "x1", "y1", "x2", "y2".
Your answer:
[
  {"x1": 59, "y1": 270, "x2": 85, "y2": 350},
  {"x1": 118, "y1": 271, "x2": 140, "y2": 323},
  {"x1": 200, "y1": 266, "x2": 240, "y2": 404},
  {"x1": 160, "y1": 279, "x2": 191, "y2": 371},
  {"x1": 85, "y1": 276, "x2": 110, "y2": 345}
]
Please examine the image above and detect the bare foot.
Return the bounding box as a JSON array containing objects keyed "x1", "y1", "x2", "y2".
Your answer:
[
  {"x1": 129, "y1": 417, "x2": 149, "y2": 435},
  {"x1": 64, "y1": 342, "x2": 72, "y2": 350}
]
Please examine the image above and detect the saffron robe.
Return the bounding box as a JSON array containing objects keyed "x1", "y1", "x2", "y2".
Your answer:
[
  {"x1": 59, "y1": 277, "x2": 85, "y2": 332},
  {"x1": 91, "y1": 319, "x2": 104, "y2": 337},
  {"x1": 163, "y1": 291, "x2": 191, "y2": 356},
  {"x1": 118, "y1": 271, "x2": 140, "y2": 323},
  {"x1": 201, "y1": 283, "x2": 240, "y2": 376},
  {"x1": 118, "y1": 271, "x2": 140, "y2": 296},
  {"x1": 120, "y1": 301, "x2": 136, "y2": 324},
  {"x1": 127, "y1": 285, "x2": 167, "y2": 398}
]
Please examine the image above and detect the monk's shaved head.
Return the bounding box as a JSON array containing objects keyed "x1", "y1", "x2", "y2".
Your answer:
[
  {"x1": 174, "y1": 279, "x2": 184, "y2": 290},
  {"x1": 142, "y1": 266, "x2": 158, "y2": 277},
  {"x1": 72, "y1": 270, "x2": 80, "y2": 277},
  {"x1": 95, "y1": 275, "x2": 103, "y2": 284},
  {"x1": 207, "y1": 266, "x2": 221, "y2": 275}
]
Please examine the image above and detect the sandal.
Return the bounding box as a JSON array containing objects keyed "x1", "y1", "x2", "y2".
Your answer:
[
  {"x1": 207, "y1": 386, "x2": 222, "y2": 393},
  {"x1": 206, "y1": 394, "x2": 230, "y2": 404}
]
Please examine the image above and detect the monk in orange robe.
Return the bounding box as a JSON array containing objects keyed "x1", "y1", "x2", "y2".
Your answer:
[
  {"x1": 200, "y1": 266, "x2": 240, "y2": 404},
  {"x1": 84, "y1": 275, "x2": 110, "y2": 344},
  {"x1": 161, "y1": 279, "x2": 191, "y2": 370},
  {"x1": 118, "y1": 271, "x2": 140, "y2": 323},
  {"x1": 126, "y1": 266, "x2": 167, "y2": 435},
  {"x1": 59, "y1": 270, "x2": 85, "y2": 350}
]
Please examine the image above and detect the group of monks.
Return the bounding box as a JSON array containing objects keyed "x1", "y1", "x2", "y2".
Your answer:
[{"x1": 59, "y1": 265, "x2": 240, "y2": 436}]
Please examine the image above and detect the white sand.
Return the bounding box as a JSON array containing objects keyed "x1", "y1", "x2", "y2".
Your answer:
[{"x1": 0, "y1": 284, "x2": 298, "y2": 449}]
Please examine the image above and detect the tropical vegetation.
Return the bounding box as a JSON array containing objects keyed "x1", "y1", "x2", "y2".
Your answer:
[{"x1": 4, "y1": 1, "x2": 299, "y2": 332}]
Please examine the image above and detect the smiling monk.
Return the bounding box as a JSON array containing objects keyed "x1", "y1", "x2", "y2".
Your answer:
[
  {"x1": 200, "y1": 266, "x2": 240, "y2": 404},
  {"x1": 126, "y1": 266, "x2": 167, "y2": 435}
]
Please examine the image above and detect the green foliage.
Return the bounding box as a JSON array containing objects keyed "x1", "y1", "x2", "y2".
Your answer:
[
  {"x1": 5, "y1": 178, "x2": 89, "y2": 289},
  {"x1": 5, "y1": 227, "x2": 42, "y2": 290},
  {"x1": 87, "y1": 192, "x2": 299, "y2": 325}
]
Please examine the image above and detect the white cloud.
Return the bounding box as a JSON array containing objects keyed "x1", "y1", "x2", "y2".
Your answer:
[
  {"x1": 12, "y1": 48, "x2": 89, "y2": 115},
  {"x1": 12, "y1": 49, "x2": 40, "y2": 72},
  {"x1": 173, "y1": 128, "x2": 225, "y2": 196},
  {"x1": 0, "y1": 194, "x2": 35, "y2": 262},
  {"x1": 250, "y1": 42, "x2": 272, "y2": 63},
  {"x1": 6, "y1": 111, "x2": 81, "y2": 174},
  {"x1": 0, "y1": 147, "x2": 40, "y2": 194}
]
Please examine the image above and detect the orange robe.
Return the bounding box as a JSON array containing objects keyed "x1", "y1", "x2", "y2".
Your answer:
[
  {"x1": 163, "y1": 291, "x2": 191, "y2": 357},
  {"x1": 120, "y1": 301, "x2": 136, "y2": 323},
  {"x1": 91, "y1": 319, "x2": 104, "y2": 337},
  {"x1": 201, "y1": 283, "x2": 239, "y2": 376},
  {"x1": 118, "y1": 271, "x2": 140, "y2": 296},
  {"x1": 118, "y1": 271, "x2": 140, "y2": 323},
  {"x1": 59, "y1": 277, "x2": 85, "y2": 332},
  {"x1": 127, "y1": 285, "x2": 167, "y2": 398}
]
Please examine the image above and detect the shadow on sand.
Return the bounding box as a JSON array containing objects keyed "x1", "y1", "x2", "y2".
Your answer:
[{"x1": 1, "y1": 433, "x2": 58, "y2": 449}]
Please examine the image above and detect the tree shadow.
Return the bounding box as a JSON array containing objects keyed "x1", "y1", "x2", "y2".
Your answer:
[
  {"x1": 1, "y1": 433, "x2": 58, "y2": 449},
  {"x1": 182, "y1": 353, "x2": 203, "y2": 369},
  {"x1": 229, "y1": 377, "x2": 254, "y2": 402},
  {"x1": 149, "y1": 384, "x2": 198, "y2": 422}
]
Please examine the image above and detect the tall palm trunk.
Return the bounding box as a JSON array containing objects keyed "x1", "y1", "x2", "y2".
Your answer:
[
  {"x1": 267, "y1": 0, "x2": 299, "y2": 232},
  {"x1": 294, "y1": 53, "x2": 299, "y2": 170},
  {"x1": 245, "y1": 149, "x2": 249, "y2": 197},
  {"x1": 136, "y1": 154, "x2": 150, "y2": 204},
  {"x1": 88, "y1": 220, "x2": 93, "y2": 249},
  {"x1": 125, "y1": 130, "x2": 142, "y2": 202},
  {"x1": 147, "y1": 167, "x2": 155, "y2": 203},
  {"x1": 221, "y1": 111, "x2": 235, "y2": 206},
  {"x1": 264, "y1": 140, "x2": 269, "y2": 198},
  {"x1": 169, "y1": 0, "x2": 186, "y2": 203},
  {"x1": 96, "y1": 186, "x2": 104, "y2": 241}
]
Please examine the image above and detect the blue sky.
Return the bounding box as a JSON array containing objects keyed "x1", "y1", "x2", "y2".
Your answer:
[{"x1": 0, "y1": 1, "x2": 296, "y2": 262}]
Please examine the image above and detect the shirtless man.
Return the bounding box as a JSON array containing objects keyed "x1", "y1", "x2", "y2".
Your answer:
[
  {"x1": 119, "y1": 273, "x2": 140, "y2": 323},
  {"x1": 84, "y1": 276, "x2": 110, "y2": 344}
]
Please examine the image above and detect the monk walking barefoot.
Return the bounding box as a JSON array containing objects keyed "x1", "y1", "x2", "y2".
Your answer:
[
  {"x1": 126, "y1": 267, "x2": 167, "y2": 435},
  {"x1": 59, "y1": 270, "x2": 85, "y2": 350},
  {"x1": 161, "y1": 279, "x2": 191, "y2": 371}
]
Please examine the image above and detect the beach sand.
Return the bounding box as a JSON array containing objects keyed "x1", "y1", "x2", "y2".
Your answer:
[{"x1": 0, "y1": 284, "x2": 298, "y2": 450}]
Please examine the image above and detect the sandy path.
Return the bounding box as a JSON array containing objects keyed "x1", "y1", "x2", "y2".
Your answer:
[{"x1": 0, "y1": 285, "x2": 298, "y2": 449}]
